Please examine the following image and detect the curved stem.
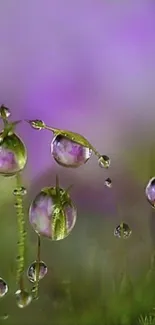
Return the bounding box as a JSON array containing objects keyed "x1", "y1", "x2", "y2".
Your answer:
[{"x1": 14, "y1": 172, "x2": 26, "y2": 289}]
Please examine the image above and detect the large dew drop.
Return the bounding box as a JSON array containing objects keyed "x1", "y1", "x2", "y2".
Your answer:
[
  {"x1": 0, "y1": 278, "x2": 8, "y2": 298},
  {"x1": 51, "y1": 134, "x2": 92, "y2": 168},
  {"x1": 27, "y1": 261, "x2": 47, "y2": 283},
  {"x1": 15, "y1": 289, "x2": 32, "y2": 308},
  {"x1": 0, "y1": 133, "x2": 27, "y2": 176},
  {"x1": 29, "y1": 187, "x2": 77, "y2": 240},
  {"x1": 145, "y1": 177, "x2": 155, "y2": 208}
]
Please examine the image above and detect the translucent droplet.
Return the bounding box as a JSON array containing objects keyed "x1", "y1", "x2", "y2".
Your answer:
[
  {"x1": 0, "y1": 133, "x2": 27, "y2": 176},
  {"x1": 51, "y1": 134, "x2": 92, "y2": 168},
  {"x1": 98, "y1": 155, "x2": 110, "y2": 168},
  {"x1": 13, "y1": 187, "x2": 27, "y2": 196},
  {"x1": 105, "y1": 177, "x2": 112, "y2": 188},
  {"x1": 29, "y1": 187, "x2": 77, "y2": 240},
  {"x1": 27, "y1": 119, "x2": 46, "y2": 130},
  {"x1": 0, "y1": 105, "x2": 11, "y2": 119},
  {"x1": 145, "y1": 177, "x2": 155, "y2": 208},
  {"x1": 15, "y1": 289, "x2": 32, "y2": 308},
  {"x1": 114, "y1": 223, "x2": 132, "y2": 239},
  {"x1": 0, "y1": 278, "x2": 8, "y2": 298},
  {"x1": 0, "y1": 313, "x2": 9, "y2": 320},
  {"x1": 27, "y1": 261, "x2": 47, "y2": 283}
]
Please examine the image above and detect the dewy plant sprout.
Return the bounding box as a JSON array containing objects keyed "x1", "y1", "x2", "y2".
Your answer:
[{"x1": 0, "y1": 105, "x2": 154, "y2": 316}]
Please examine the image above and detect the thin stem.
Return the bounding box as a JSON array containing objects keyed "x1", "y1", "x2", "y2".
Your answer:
[
  {"x1": 33, "y1": 235, "x2": 41, "y2": 300},
  {"x1": 14, "y1": 172, "x2": 26, "y2": 289}
]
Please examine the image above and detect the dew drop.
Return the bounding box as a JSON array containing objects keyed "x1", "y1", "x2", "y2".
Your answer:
[
  {"x1": 145, "y1": 177, "x2": 155, "y2": 208},
  {"x1": 27, "y1": 119, "x2": 46, "y2": 130},
  {"x1": 114, "y1": 223, "x2": 132, "y2": 239},
  {"x1": 0, "y1": 133, "x2": 27, "y2": 176},
  {"x1": 15, "y1": 289, "x2": 32, "y2": 308},
  {"x1": 29, "y1": 187, "x2": 77, "y2": 240},
  {"x1": 0, "y1": 278, "x2": 8, "y2": 298},
  {"x1": 105, "y1": 177, "x2": 112, "y2": 188},
  {"x1": 0, "y1": 105, "x2": 11, "y2": 119},
  {"x1": 98, "y1": 155, "x2": 110, "y2": 168},
  {"x1": 27, "y1": 261, "x2": 47, "y2": 283},
  {"x1": 51, "y1": 134, "x2": 92, "y2": 168},
  {"x1": 13, "y1": 187, "x2": 27, "y2": 196}
]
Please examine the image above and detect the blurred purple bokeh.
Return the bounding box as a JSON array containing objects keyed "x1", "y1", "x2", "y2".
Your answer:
[{"x1": 0, "y1": 0, "x2": 155, "y2": 181}]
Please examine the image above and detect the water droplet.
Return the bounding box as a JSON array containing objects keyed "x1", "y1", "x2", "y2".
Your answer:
[
  {"x1": 13, "y1": 187, "x2": 27, "y2": 196},
  {"x1": 27, "y1": 119, "x2": 45, "y2": 130},
  {"x1": 27, "y1": 261, "x2": 47, "y2": 283},
  {"x1": 0, "y1": 278, "x2": 8, "y2": 298},
  {"x1": 0, "y1": 133, "x2": 27, "y2": 176},
  {"x1": 0, "y1": 313, "x2": 9, "y2": 320},
  {"x1": 114, "y1": 223, "x2": 132, "y2": 239},
  {"x1": 15, "y1": 289, "x2": 32, "y2": 308},
  {"x1": 104, "y1": 178, "x2": 112, "y2": 188},
  {"x1": 0, "y1": 105, "x2": 11, "y2": 119},
  {"x1": 145, "y1": 177, "x2": 155, "y2": 208},
  {"x1": 29, "y1": 187, "x2": 77, "y2": 240},
  {"x1": 98, "y1": 155, "x2": 110, "y2": 168},
  {"x1": 51, "y1": 134, "x2": 92, "y2": 168}
]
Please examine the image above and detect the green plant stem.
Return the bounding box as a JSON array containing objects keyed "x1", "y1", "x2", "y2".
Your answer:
[
  {"x1": 33, "y1": 234, "x2": 41, "y2": 300},
  {"x1": 14, "y1": 173, "x2": 26, "y2": 289}
]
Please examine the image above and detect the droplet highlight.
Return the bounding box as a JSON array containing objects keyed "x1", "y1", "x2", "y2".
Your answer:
[
  {"x1": 51, "y1": 134, "x2": 92, "y2": 168},
  {"x1": 114, "y1": 223, "x2": 132, "y2": 239},
  {"x1": 0, "y1": 105, "x2": 11, "y2": 119},
  {"x1": 0, "y1": 133, "x2": 27, "y2": 176},
  {"x1": 98, "y1": 155, "x2": 110, "y2": 168},
  {"x1": 145, "y1": 177, "x2": 155, "y2": 208},
  {"x1": 29, "y1": 187, "x2": 77, "y2": 240},
  {"x1": 26, "y1": 119, "x2": 46, "y2": 130},
  {"x1": 27, "y1": 261, "x2": 47, "y2": 283},
  {"x1": 13, "y1": 187, "x2": 27, "y2": 196},
  {"x1": 105, "y1": 177, "x2": 112, "y2": 188},
  {"x1": 0, "y1": 278, "x2": 8, "y2": 298},
  {"x1": 15, "y1": 289, "x2": 32, "y2": 308}
]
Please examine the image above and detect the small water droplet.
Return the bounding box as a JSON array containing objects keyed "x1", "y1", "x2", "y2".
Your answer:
[
  {"x1": 27, "y1": 119, "x2": 45, "y2": 130},
  {"x1": 0, "y1": 313, "x2": 9, "y2": 320},
  {"x1": 27, "y1": 261, "x2": 47, "y2": 283},
  {"x1": 114, "y1": 223, "x2": 132, "y2": 239},
  {"x1": 98, "y1": 155, "x2": 110, "y2": 168},
  {"x1": 15, "y1": 289, "x2": 32, "y2": 308},
  {"x1": 145, "y1": 177, "x2": 155, "y2": 208},
  {"x1": 105, "y1": 178, "x2": 112, "y2": 188},
  {"x1": 0, "y1": 106, "x2": 11, "y2": 119},
  {"x1": 0, "y1": 278, "x2": 8, "y2": 298},
  {"x1": 51, "y1": 134, "x2": 92, "y2": 168},
  {"x1": 13, "y1": 187, "x2": 27, "y2": 196}
]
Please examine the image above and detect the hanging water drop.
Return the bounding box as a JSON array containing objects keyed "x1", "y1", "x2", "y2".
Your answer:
[
  {"x1": 0, "y1": 105, "x2": 11, "y2": 119},
  {"x1": 26, "y1": 119, "x2": 46, "y2": 130},
  {"x1": 145, "y1": 177, "x2": 155, "y2": 208},
  {"x1": 0, "y1": 278, "x2": 8, "y2": 298},
  {"x1": 98, "y1": 155, "x2": 110, "y2": 168},
  {"x1": 104, "y1": 177, "x2": 112, "y2": 188},
  {"x1": 27, "y1": 261, "x2": 47, "y2": 283},
  {"x1": 51, "y1": 134, "x2": 92, "y2": 168},
  {"x1": 15, "y1": 289, "x2": 32, "y2": 308},
  {"x1": 0, "y1": 133, "x2": 27, "y2": 176},
  {"x1": 13, "y1": 186, "x2": 27, "y2": 196},
  {"x1": 114, "y1": 223, "x2": 132, "y2": 239},
  {"x1": 29, "y1": 186, "x2": 77, "y2": 240}
]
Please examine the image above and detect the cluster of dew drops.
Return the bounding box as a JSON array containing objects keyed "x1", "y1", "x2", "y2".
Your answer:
[{"x1": 0, "y1": 106, "x2": 153, "y2": 312}]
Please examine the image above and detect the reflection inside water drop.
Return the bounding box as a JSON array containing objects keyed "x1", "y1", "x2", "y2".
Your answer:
[
  {"x1": 15, "y1": 289, "x2": 32, "y2": 308},
  {"x1": 145, "y1": 177, "x2": 155, "y2": 208},
  {"x1": 98, "y1": 155, "x2": 110, "y2": 168},
  {"x1": 51, "y1": 134, "x2": 92, "y2": 168},
  {"x1": 27, "y1": 261, "x2": 48, "y2": 283},
  {"x1": 114, "y1": 223, "x2": 132, "y2": 239},
  {"x1": 0, "y1": 278, "x2": 8, "y2": 298},
  {"x1": 104, "y1": 178, "x2": 112, "y2": 188}
]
